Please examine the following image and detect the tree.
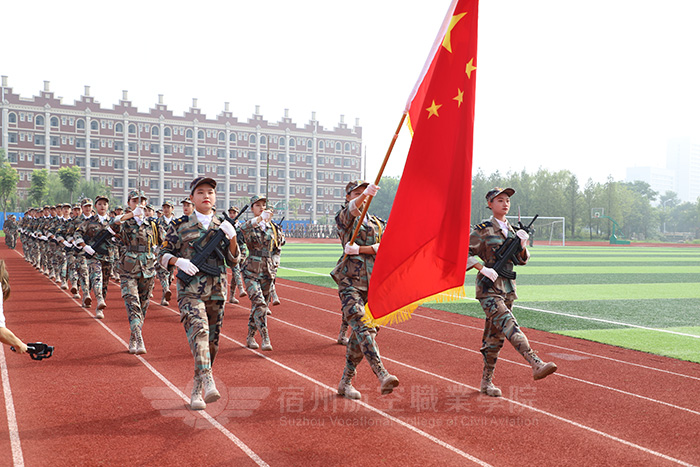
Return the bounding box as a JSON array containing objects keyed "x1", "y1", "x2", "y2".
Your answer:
[
  {"x1": 372, "y1": 176, "x2": 400, "y2": 220},
  {"x1": 58, "y1": 166, "x2": 82, "y2": 204},
  {"x1": 0, "y1": 149, "x2": 19, "y2": 218},
  {"x1": 565, "y1": 174, "x2": 580, "y2": 237},
  {"x1": 28, "y1": 169, "x2": 49, "y2": 207}
]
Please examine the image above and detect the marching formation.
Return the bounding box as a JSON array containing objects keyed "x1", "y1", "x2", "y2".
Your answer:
[{"x1": 3, "y1": 177, "x2": 557, "y2": 410}]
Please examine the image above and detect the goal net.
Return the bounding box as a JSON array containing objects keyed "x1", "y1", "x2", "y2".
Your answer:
[{"x1": 505, "y1": 216, "x2": 566, "y2": 246}]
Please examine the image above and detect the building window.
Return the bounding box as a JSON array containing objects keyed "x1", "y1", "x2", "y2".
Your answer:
[
  {"x1": 115, "y1": 122, "x2": 123, "y2": 133},
  {"x1": 260, "y1": 135, "x2": 267, "y2": 145},
  {"x1": 164, "y1": 145, "x2": 172, "y2": 155},
  {"x1": 8, "y1": 133, "x2": 17, "y2": 143},
  {"x1": 164, "y1": 180, "x2": 172, "y2": 190},
  {"x1": 218, "y1": 132, "x2": 225, "y2": 142},
  {"x1": 184, "y1": 164, "x2": 193, "y2": 174},
  {"x1": 150, "y1": 180, "x2": 159, "y2": 189},
  {"x1": 90, "y1": 120, "x2": 99, "y2": 131},
  {"x1": 250, "y1": 134, "x2": 257, "y2": 145},
  {"x1": 128, "y1": 179, "x2": 136, "y2": 189},
  {"x1": 50, "y1": 116, "x2": 59, "y2": 127},
  {"x1": 216, "y1": 166, "x2": 225, "y2": 176},
  {"x1": 114, "y1": 160, "x2": 124, "y2": 169},
  {"x1": 151, "y1": 144, "x2": 160, "y2": 154},
  {"x1": 113, "y1": 178, "x2": 123, "y2": 188},
  {"x1": 185, "y1": 147, "x2": 193, "y2": 156},
  {"x1": 8, "y1": 113, "x2": 17, "y2": 123},
  {"x1": 163, "y1": 127, "x2": 171, "y2": 137},
  {"x1": 151, "y1": 126, "x2": 159, "y2": 136},
  {"x1": 249, "y1": 168, "x2": 257, "y2": 177},
  {"x1": 50, "y1": 136, "x2": 60, "y2": 146},
  {"x1": 217, "y1": 149, "x2": 225, "y2": 159},
  {"x1": 128, "y1": 142, "x2": 137, "y2": 152},
  {"x1": 150, "y1": 161, "x2": 160, "y2": 171},
  {"x1": 229, "y1": 133, "x2": 236, "y2": 142},
  {"x1": 186, "y1": 129, "x2": 193, "y2": 139},
  {"x1": 278, "y1": 170, "x2": 286, "y2": 178},
  {"x1": 164, "y1": 162, "x2": 172, "y2": 172},
  {"x1": 197, "y1": 130, "x2": 204, "y2": 140},
  {"x1": 8, "y1": 153, "x2": 18, "y2": 163},
  {"x1": 35, "y1": 115, "x2": 45, "y2": 126},
  {"x1": 90, "y1": 140, "x2": 98, "y2": 149},
  {"x1": 114, "y1": 141, "x2": 124, "y2": 151},
  {"x1": 128, "y1": 124, "x2": 136, "y2": 134},
  {"x1": 289, "y1": 138, "x2": 296, "y2": 148},
  {"x1": 128, "y1": 161, "x2": 137, "y2": 170},
  {"x1": 90, "y1": 159, "x2": 99, "y2": 168},
  {"x1": 35, "y1": 135, "x2": 46, "y2": 146},
  {"x1": 77, "y1": 119, "x2": 85, "y2": 129}
]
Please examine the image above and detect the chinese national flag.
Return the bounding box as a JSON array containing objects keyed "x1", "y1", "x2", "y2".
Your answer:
[{"x1": 365, "y1": 0, "x2": 478, "y2": 326}]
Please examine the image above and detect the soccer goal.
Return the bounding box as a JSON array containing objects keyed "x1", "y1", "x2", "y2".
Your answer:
[{"x1": 505, "y1": 216, "x2": 566, "y2": 246}]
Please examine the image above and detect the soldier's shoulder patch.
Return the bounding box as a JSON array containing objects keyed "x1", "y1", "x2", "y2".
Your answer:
[
  {"x1": 172, "y1": 215, "x2": 188, "y2": 228},
  {"x1": 474, "y1": 221, "x2": 492, "y2": 230}
]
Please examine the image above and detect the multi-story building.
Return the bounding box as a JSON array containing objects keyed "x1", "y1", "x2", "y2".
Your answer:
[{"x1": 0, "y1": 77, "x2": 363, "y2": 220}]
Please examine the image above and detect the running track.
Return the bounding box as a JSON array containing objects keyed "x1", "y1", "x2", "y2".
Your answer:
[{"x1": 1, "y1": 242, "x2": 699, "y2": 466}]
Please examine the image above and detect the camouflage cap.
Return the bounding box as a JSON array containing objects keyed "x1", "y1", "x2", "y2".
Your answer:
[
  {"x1": 81, "y1": 198, "x2": 93, "y2": 206},
  {"x1": 145, "y1": 204, "x2": 155, "y2": 210},
  {"x1": 72, "y1": 204, "x2": 81, "y2": 210},
  {"x1": 62, "y1": 202, "x2": 72, "y2": 208},
  {"x1": 228, "y1": 205, "x2": 239, "y2": 212},
  {"x1": 249, "y1": 194, "x2": 267, "y2": 206},
  {"x1": 95, "y1": 195, "x2": 109, "y2": 204},
  {"x1": 181, "y1": 197, "x2": 194, "y2": 205},
  {"x1": 128, "y1": 190, "x2": 148, "y2": 201},
  {"x1": 345, "y1": 179, "x2": 369, "y2": 195},
  {"x1": 189, "y1": 176, "x2": 217, "y2": 195},
  {"x1": 485, "y1": 187, "x2": 515, "y2": 203},
  {"x1": 43, "y1": 205, "x2": 52, "y2": 210},
  {"x1": 162, "y1": 199, "x2": 175, "y2": 207},
  {"x1": 114, "y1": 205, "x2": 124, "y2": 211}
]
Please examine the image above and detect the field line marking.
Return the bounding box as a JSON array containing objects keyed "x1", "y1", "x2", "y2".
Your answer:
[
  {"x1": 278, "y1": 266, "x2": 329, "y2": 276},
  {"x1": 0, "y1": 344, "x2": 24, "y2": 467},
  {"x1": 271, "y1": 316, "x2": 696, "y2": 467},
  {"x1": 280, "y1": 296, "x2": 700, "y2": 416},
  {"x1": 14, "y1": 250, "x2": 269, "y2": 467}
]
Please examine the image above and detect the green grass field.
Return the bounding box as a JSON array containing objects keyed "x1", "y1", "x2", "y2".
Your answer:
[{"x1": 278, "y1": 243, "x2": 700, "y2": 364}]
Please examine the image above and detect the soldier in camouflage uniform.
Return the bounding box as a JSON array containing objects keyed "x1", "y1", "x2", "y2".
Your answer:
[
  {"x1": 226, "y1": 206, "x2": 247, "y2": 304},
  {"x1": 111, "y1": 190, "x2": 160, "y2": 354},
  {"x1": 240, "y1": 194, "x2": 286, "y2": 351},
  {"x1": 155, "y1": 200, "x2": 176, "y2": 306},
  {"x1": 159, "y1": 177, "x2": 240, "y2": 410},
  {"x1": 68, "y1": 200, "x2": 95, "y2": 306},
  {"x1": 331, "y1": 180, "x2": 399, "y2": 400},
  {"x1": 75, "y1": 195, "x2": 116, "y2": 319},
  {"x1": 181, "y1": 197, "x2": 194, "y2": 217},
  {"x1": 3, "y1": 215, "x2": 17, "y2": 249},
  {"x1": 468, "y1": 187, "x2": 557, "y2": 398},
  {"x1": 111, "y1": 206, "x2": 125, "y2": 281},
  {"x1": 48, "y1": 203, "x2": 72, "y2": 290}
]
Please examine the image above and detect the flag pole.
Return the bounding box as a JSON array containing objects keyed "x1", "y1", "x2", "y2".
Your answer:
[{"x1": 348, "y1": 111, "x2": 407, "y2": 247}]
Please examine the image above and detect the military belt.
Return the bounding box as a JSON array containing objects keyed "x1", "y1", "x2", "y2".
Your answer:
[
  {"x1": 128, "y1": 245, "x2": 148, "y2": 253},
  {"x1": 251, "y1": 249, "x2": 271, "y2": 258}
]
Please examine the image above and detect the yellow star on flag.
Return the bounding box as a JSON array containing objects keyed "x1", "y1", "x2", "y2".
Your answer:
[
  {"x1": 426, "y1": 100, "x2": 442, "y2": 118},
  {"x1": 453, "y1": 89, "x2": 464, "y2": 107},
  {"x1": 465, "y1": 58, "x2": 477, "y2": 79},
  {"x1": 441, "y1": 12, "x2": 467, "y2": 53}
]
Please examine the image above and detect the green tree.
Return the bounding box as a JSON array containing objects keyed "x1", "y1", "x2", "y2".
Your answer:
[
  {"x1": 372, "y1": 176, "x2": 400, "y2": 220},
  {"x1": 565, "y1": 174, "x2": 580, "y2": 237},
  {"x1": 0, "y1": 149, "x2": 19, "y2": 218},
  {"x1": 28, "y1": 169, "x2": 49, "y2": 207},
  {"x1": 58, "y1": 166, "x2": 82, "y2": 204}
]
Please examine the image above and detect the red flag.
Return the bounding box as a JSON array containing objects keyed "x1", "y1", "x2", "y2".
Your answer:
[{"x1": 365, "y1": 0, "x2": 478, "y2": 325}]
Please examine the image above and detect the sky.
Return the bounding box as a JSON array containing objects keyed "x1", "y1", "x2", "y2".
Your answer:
[{"x1": 3, "y1": 0, "x2": 700, "y2": 187}]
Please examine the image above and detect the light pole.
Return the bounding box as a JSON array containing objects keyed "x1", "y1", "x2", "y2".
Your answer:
[{"x1": 662, "y1": 199, "x2": 672, "y2": 233}]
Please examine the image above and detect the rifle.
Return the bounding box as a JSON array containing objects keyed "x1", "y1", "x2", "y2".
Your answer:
[
  {"x1": 89, "y1": 227, "x2": 115, "y2": 255},
  {"x1": 176, "y1": 205, "x2": 248, "y2": 284},
  {"x1": 481, "y1": 214, "x2": 538, "y2": 293},
  {"x1": 11, "y1": 342, "x2": 54, "y2": 361}
]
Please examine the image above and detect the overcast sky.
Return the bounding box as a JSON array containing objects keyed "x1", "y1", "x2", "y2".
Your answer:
[{"x1": 3, "y1": 0, "x2": 700, "y2": 186}]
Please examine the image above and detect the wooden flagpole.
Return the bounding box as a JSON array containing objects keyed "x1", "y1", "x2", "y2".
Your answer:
[{"x1": 347, "y1": 111, "x2": 407, "y2": 248}]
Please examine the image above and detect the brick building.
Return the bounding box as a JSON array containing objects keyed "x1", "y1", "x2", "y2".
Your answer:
[{"x1": 0, "y1": 77, "x2": 363, "y2": 220}]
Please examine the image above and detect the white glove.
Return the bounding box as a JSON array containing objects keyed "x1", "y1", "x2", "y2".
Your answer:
[
  {"x1": 107, "y1": 227, "x2": 116, "y2": 236},
  {"x1": 175, "y1": 257, "x2": 199, "y2": 276},
  {"x1": 83, "y1": 245, "x2": 95, "y2": 256},
  {"x1": 63, "y1": 240, "x2": 71, "y2": 248},
  {"x1": 363, "y1": 183, "x2": 379, "y2": 197},
  {"x1": 344, "y1": 242, "x2": 360, "y2": 255},
  {"x1": 261, "y1": 210, "x2": 272, "y2": 222},
  {"x1": 219, "y1": 220, "x2": 236, "y2": 240},
  {"x1": 480, "y1": 267, "x2": 498, "y2": 282},
  {"x1": 132, "y1": 207, "x2": 144, "y2": 219},
  {"x1": 516, "y1": 230, "x2": 529, "y2": 247}
]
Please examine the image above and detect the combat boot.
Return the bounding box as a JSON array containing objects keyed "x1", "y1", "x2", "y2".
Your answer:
[
  {"x1": 201, "y1": 370, "x2": 221, "y2": 404},
  {"x1": 163, "y1": 289, "x2": 171, "y2": 303},
  {"x1": 128, "y1": 333, "x2": 137, "y2": 354},
  {"x1": 239, "y1": 288, "x2": 247, "y2": 298},
  {"x1": 246, "y1": 329, "x2": 259, "y2": 349},
  {"x1": 95, "y1": 309, "x2": 104, "y2": 319},
  {"x1": 160, "y1": 298, "x2": 169, "y2": 306},
  {"x1": 260, "y1": 327, "x2": 273, "y2": 351},
  {"x1": 480, "y1": 368, "x2": 502, "y2": 397},
  {"x1": 134, "y1": 330, "x2": 147, "y2": 355},
  {"x1": 271, "y1": 291, "x2": 281, "y2": 306},
  {"x1": 70, "y1": 285, "x2": 78, "y2": 295},
  {"x1": 525, "y1": 350, "x2": 557, "y2": 381},
  {"x1": 190, "y1": 376, "x2": 206, "y2": 410},
  {"x1": 228, "y1": 292, "x2": 239, "y2": 305},
  {"x1": 337, "y1": 368, "x2": 361, "y2": 400},
  {"x1": 83, "y1": 296, "x2": 92, "y2": 308},
  {"x1": 378, "y1": 371, "x2": 400, "y2": 395},
  {"x1": 60, "y1": 282, "x2": 69, "y2": 290},
  {"x1": 97, "y1": 297, "x2": 107, "y2": 311},
  {"x1": 266, "y1": 307, "x2": 272, "y2": 316},
  {"x1": 337, "y1": 322, "x2": 349, "y2": 345},
  {"x1": 73, "y1": 293, "x2": 81, "y2": 300}
]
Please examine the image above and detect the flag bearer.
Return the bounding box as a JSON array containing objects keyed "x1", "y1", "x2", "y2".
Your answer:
[{"x1": 331, "y1": 180, "x2": 399, "y2": 400}]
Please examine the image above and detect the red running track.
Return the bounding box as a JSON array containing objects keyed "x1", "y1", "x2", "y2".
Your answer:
[{"x1": 1, "y1": 242, "x2": 699, "y2": 466}]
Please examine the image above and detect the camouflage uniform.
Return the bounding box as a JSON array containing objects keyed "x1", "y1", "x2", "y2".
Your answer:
[
  {"x1": 4, "y1": 216, "x2": 17, "y2": 249},
  {"x1": 330, "y1": 186, "x2": 397, "y2": 398},
  {"x1": 75, "y1": 209, "x2": 116, "y2": 311},
  {"x1": 240, "y1": 204, "x2": 285, "y2": 348},
  {"x1": 155, "y1": 212, "x2": 176, "y2": 305},
  {"x1": 111, "y1": 192, "x2": 160, "y2": 353},
  {"x1": 159, "y1": 212, "x2": 239, "y2": 378},
  {"x1": 468, "y1": 189, "x2": 557, "y2": 396},
  {"x1": 67, "y1": 209, "x2": 93, "y2": 304}
]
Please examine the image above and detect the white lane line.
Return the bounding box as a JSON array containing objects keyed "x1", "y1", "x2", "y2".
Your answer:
[
  {"x1": 14, "y1": 250, "x2": 268, "y2": 467},
  {"x1": 0, "y1": 344, "x2": 24, "y2": 467},
  {"x1": 278, "y1": 266, "x2": 329, "y2": 277},
  {"x1": 270, "y1": 316, "x2": 696, "y2": 467},
  {"x1": 280, "y1": 296, "x2": 700, "y2": 416},
  {"x1": 277, "y1": 280, "x2": 700, "y2": 381}
]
